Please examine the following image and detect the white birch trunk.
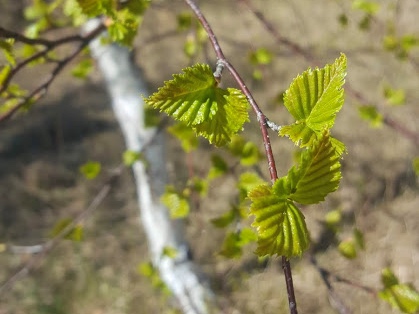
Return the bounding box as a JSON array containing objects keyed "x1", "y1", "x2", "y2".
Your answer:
[{"x1": 83, "y1": 20, "x2": 213, "y2": 314}]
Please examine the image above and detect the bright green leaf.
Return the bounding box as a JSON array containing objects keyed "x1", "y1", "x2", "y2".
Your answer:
[
  {"x1": 0, "y1": 65, "x2": 11, "y2": 88},
  {"x1": 249, "y1": 184, "x2": 310, "y2": 257},
  {"x1": 358, "y1": 105, "x2": 383, "y2": 127},
  {"x1": 383, "y1": 85, "x2": 405, "y2": 106},
  {"x1": 237, "y1": 172, "x2": 265, "y2": 202},
  {"x1": 75, "y1": 0, "x2": 103, "y2": 16},
  {"x1": 379, "y1": 268, "x2": 419, "y2": 314},
  {"x1": 71, "y1": 58, "x2": 93, "y2": 79},
  {"x1": 279, "y1": 54, "x2": 347, "y2": 149},
  {"x1": 79, "y1": 161, "x2": 101, "y2": 179},
  {"x1": 0, "y1": 39, "x2": 16, "y2": 66},
  {"x1": 228, "y1": 136, "x2": 261, "y2": 166},
  {"x1": 338, "y1": 239, "x2": 357, "y2": 259},
  {"x1": 162, "y1": 246, "x2": 178, "y2": 259},
  {"x1": 122, "y1": 150, "x2": 143, "y2": 166},
  {"x1": 161, "y1": 186, "x2": 190, "y2": 218},
  {"x1": 145, "y1": 64, "x2": 249, "y2": 146},
  {"x1": 352, "y1": 0, "x2": 380, "y2": 15},
  {"x1": 277, "y1": 133, "x2": 342, "y2": 205},
  {"x1": 400, "y1": 35, "x2": 418, "y2": 52},
  {"x1": 325, "y1": 209, "x2": 342, "y2": 230},
  {"x1": 249, "y1": 48, "x2": 273, "y2": 65}
]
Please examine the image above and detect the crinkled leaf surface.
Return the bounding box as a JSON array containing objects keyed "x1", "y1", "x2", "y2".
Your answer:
[
  {"x1": 379, "y1": 268, "x2": 419, "y2": 314},
  {"x1": 145, "y1": 64, "x2": 249, "y2": 146},
  {"x1": 280, "y1": 54, "x2": 346, "y2": 148},
  {"x1": 278, "y1": 134, "x2": 342, "y2": 205},
  {"x1": 249, "y1": 185, "x2": 309, "y2": 257}
]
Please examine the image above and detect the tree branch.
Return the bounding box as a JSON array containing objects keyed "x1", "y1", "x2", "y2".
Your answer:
[
  {"x1": 0, "y1": 22, "x2": 106, "y2": 125},
  {"x1": 183, "y1": 1, "x2": 298, "y2": 313},
  {"x1": 238, "y1": 0, "x2": 419, "y2": 145}
]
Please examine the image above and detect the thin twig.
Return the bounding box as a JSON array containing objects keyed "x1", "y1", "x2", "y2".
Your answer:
[
  {"x1": 238, "y1": 0, "x2": 419, "y2": 145},
  {"x1": 183, "y1": 1, "x2": 297, "y2": 313},
  {"x1": 0, "y1": 22, "x2": 106, "y2": 125}
]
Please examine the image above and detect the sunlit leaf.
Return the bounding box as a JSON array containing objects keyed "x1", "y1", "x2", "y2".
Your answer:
[
  {"x1": 145, "y1": 64, "x2": 249, "y2": 146},
  {"x1": 279, "y1": 54, "x2": 346, "y2": 149},
  {"x1": 383, "y1": 85, "x2": 405, "y2": 106},
  {"x1": 249, "y1": 48, "x2": 273, "y2": 65},
  {"x1": 228, "y1": 135, "x2": 262, "y2": 166},
  {"x1": 122, "y1": 150, "x2": 143, "y2": 166},
  {"x1": 249, "y1": 184, "x2": 310, "y2": 257},
  {"x1": 161, "y1": 186, "x2": 190, "y2": 218},
  {"x1": 79, "y1": 161, "x2": 101, "y2": 179},
  {"x1": 324, "y1": 209, "x2": 342, "y2": 231},
  {"x1": 0, "y1": 39, "x2": 16, "y2": 66},
  {"x1": 278, "y1": 133, "x2": 342, "y2": 205},
  {"x1": 338, "y1": 239, "x2": 357, "y2": 259},
  {"x1": 162, "y1": 246, "x2": 178, "y2": 259},
  {"x1": 71, "y1": 58, "x2": 93, "y2": 79},
  {"x1": 379, "y1": 268, "x2": 419, "y2": 314}
]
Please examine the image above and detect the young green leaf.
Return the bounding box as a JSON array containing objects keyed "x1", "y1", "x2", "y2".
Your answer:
[
  {"x1": 249, "y1": 184, "x2": 310, "y2": 257},
  {"x1": 228, "y1": 135, "x2": 262, "y2": 166},
  {"x1": 279, "y1": 133, "x2": 342, "y2": 205},
  {"x1": 122, "y1": 150, "x2": 143, "y2": 166},
  {"x1": 338, "y1": 239, "x2": 357, "y2": 259},
  {"x1": 161, "y1": 186, "x2": 190, "y2": 219},
  {"x1": 249, "y1": 48, "x2": 273, "y2": 66},
  {"x1": 71, "y1": 58, "x2": 93, "y2": 79},
  {"x1": 379, "y1": 268, "x2": 419, "y2": 314},
  {"x1": 352, "y1": 0, "x2": 380, "y2": 15},
  {"x1": 383, "y1": 85, "x2": 405, "y2": 106},
  {"x1": 79, "y1": 161, "x2": 101, "y2": 179},
  {"x1": 0, "y1": 39, "x2": 16, "y2": 66},
  {"x1": 145, "y1": 64, "x2": 249, "y2": 146},
  {"x1": 279, "y1": 54, "x2": 347, "y2": 149}
]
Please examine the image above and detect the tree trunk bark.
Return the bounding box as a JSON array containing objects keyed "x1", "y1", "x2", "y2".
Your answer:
[{"x1": 84, "y1": 19, "x2": 213, "y2": 314}]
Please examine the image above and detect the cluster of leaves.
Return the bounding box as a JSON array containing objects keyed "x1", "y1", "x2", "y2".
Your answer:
[{"x1": 146, "y1": 53, "x2": 347, "y2": 259}]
